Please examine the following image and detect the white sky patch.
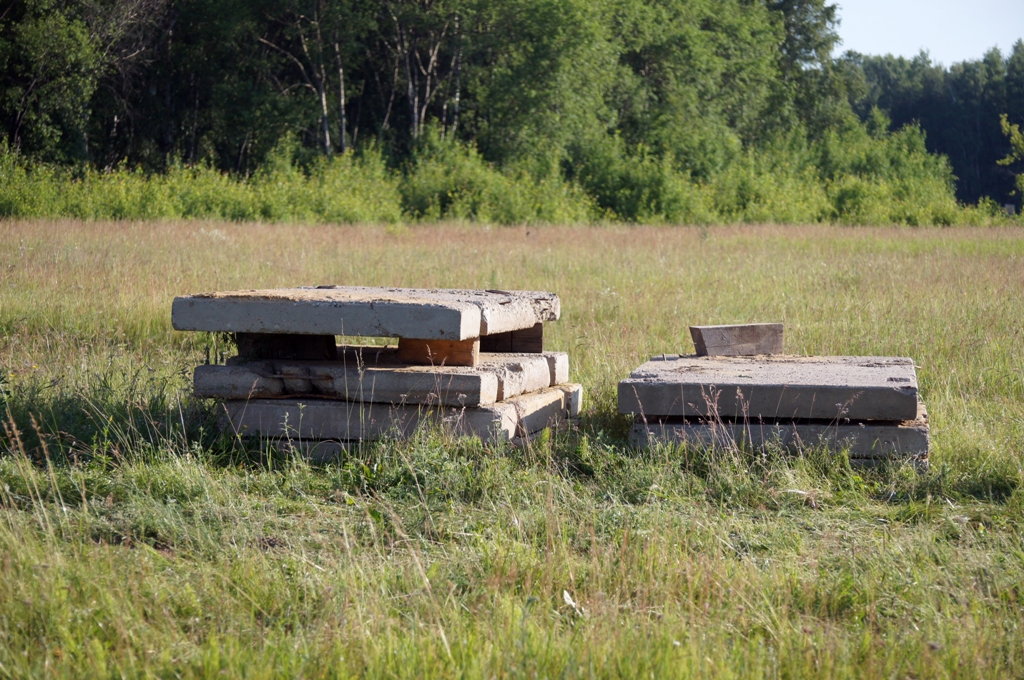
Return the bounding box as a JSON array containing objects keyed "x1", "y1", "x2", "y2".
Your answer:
[{"x1": 836, "y1": 0, "x2": 1024, "y2": 65}]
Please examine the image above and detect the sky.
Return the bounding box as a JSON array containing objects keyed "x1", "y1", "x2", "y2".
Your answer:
[{"x1": 835, "y1": 0, "x2": 1024, "y2": 66}]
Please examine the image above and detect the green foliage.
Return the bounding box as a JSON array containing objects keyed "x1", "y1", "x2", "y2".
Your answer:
[
  {"x1": 0, "y1": 0, "x2": 101, "y2": 162},
  {"x1": 998, "y1": 113, "x2": 1024, "y2": 198},
  {"x1": 400, "y1": 129, "x2": 597, "y2": 224},
  {"x1": 611, "y1": 0, "x2": 781, "y2": 178},
  {"x1": 844, "y1": 41, "x2": 1024, "y2": 207},
  {"x1": 706, "y1": 150, "x2": 829, "y2": 224},
  {"x1": 0, "y1": 139, "x2": 403, "y2": 223},
  {"x1": 1, "y1": 125, "x2": 1009, "y2": 226},
  {"x1": 464, "y1": 0, "x2": 620, "y2": 166},
  {"x1": 0, "y1": 0, "x2": 1005, "y2": 225},
  {"x1": 817, "y1": 116, "x2": 964, "y2": 225}
]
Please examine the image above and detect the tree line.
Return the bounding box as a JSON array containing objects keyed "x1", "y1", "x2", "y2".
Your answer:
[
  {"x1": 0, "y1": 0, "x2": 1020, "y2": 223},
  {"x1": 843, "y1": 44, "x2": 1024, "y2": 207}
]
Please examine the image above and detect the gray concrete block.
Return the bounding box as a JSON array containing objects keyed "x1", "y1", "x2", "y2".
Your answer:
[
  {"x1": 194, "y1": 364, "x2": 284, "y2": 399},
  {"x1": 172, "y1": 286, "x2": 560, "y2": 340},
  {"x1": 220, "y1": 384, "x2": 581, "y2": 444},
  {"x1": 629, "y1": 405, "x2": 929, "y2": 460},
  {"x1": 690, "y1": 323, "x2": 783, "y2": 356},
  {"x1": 619, "y1": 355, "x2": 919, "y2": 421},
  {"x1": 196, "y1": 349, "x2": 565, "y2": 406},
  {"x1": 517, "y1": 383, "x2": 582, "y2": 433},
  {"x1": 478, "y1": 354, "x2": 551, "y2": 401},
  {"x1": 546, "y1": 352, "x2": 570, "y2": 387},
  {"x1": 267, "y1": 416, "x2": 583, "y2": 464},
  {"x1": 200, "y1": 361, "x2": 497, "y2": 406}
]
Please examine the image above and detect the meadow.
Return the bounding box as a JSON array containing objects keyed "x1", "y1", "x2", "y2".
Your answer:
[{"x1": 1, "y1": 219, "x2": 1023, "y2": 678}]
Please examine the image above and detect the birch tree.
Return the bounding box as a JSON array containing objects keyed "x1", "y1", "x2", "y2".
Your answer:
[{"x1": 258, "y1": 0, "x2": 373, "y2": 155}]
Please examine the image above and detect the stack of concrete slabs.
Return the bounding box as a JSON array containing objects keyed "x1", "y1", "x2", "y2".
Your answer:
[
  {"x1": 173, "y1": 287, "x2": 581, "y2": 449},
  {"x1": 619, "y1": 355, "x2": 928, "y2": 464}
]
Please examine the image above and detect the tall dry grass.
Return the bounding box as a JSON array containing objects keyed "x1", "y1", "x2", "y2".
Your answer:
[{"x1": 1, "y1": 219, "x2": 1023, "y2": 677}]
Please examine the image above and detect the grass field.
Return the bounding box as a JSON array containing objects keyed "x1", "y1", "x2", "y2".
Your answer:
[{"x1": 1, "y1": 219, "x2": 1023, "y2": 678}]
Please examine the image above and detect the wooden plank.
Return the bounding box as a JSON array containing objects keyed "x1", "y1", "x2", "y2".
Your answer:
[
  {"x1": 235, "y1": 333, "x2": 337, "y2": 361},
  {"x1": 690, "y1": 323, "x2": 783, "y2": 356},
  {"x1": 197, "y1": 361, "x2": 499, "y2": 406},
  {"x1": 480, "y1": 322, "x2": 544, "y2": 353},
  {"x1": 396, "y1": 337, "x2": 480, "y2": 367},
  {"x1": 479, "y1": 331, "x2": 511, "y2": 352}
]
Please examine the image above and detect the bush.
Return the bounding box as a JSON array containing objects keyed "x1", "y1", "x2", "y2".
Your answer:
[
  {"x1": 400, "y1": 130, "x2": 596, "y2": 224},
  {"x1": 816, "y1": 113, "x2": 965, "y2": 225},
  {"x1": 0, "y1": 121, "x2": 1014, "y2": 226},
  {"x1": 0, "y1": 139, "x2": 402, "y2": 224}
]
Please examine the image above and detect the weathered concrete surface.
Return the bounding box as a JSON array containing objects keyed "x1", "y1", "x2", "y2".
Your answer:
[
  {"x1": 194, "y1": 364, "x2": 284, "y2": 398},
  {"x1": 172, "y1": 286, "x2": 560, "y2": 340},
  {"x1": 220, "y1": 383, "x2": 582, "y2": 444},
  {"x1": 197, "y1": 349, "x2": 565, "y2": 406},
  {"x1": 516, "y1": 383, "x2": 582, "y2": 434},
  {"x1": 690, "y1": 323, "x2": 783, "y2": 356},
  {"x1": 479, "y1": 354, "x2": 552, "y2": 401},
  {"x1": 629, "y1": 401, "x2": 929, "y2": 459},
  {"x1": 545, "y1": 352, "x2": 570, "y2": 386},
  {"x1": 268, "y1": 419, "x2": 580, "y2": 463},
  {"x1": 618, "y1": 355, "x2": 919, "y2": 421}
]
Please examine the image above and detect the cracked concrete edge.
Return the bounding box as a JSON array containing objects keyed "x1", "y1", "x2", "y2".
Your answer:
[
  {"x1": 218, "y1": 383, "x2": 582, "y2": 445},
  {"x1": 627, "y1": 411, "x2": 929, "y2": 459},
  {"x1": 194, "y1": 352, "x2": 563, "y2": 406},
  {"x1": 172, "y1": 287, "x2": 560, "y2": 339}
]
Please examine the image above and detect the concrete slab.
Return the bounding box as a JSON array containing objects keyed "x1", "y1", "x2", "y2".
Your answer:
[
  {"x1": 194, "y1": 363, "x2": 284, "y2": 399},
  {"x1": 618, "y1": 355, "x2": 919, "y2": 421},
  {"x1": 266, "y1": 420, "x2": 580, "y2": 463},
  {"x1": 172, "y1": 286, "x2": 560, "y2": 340},
  {"x1": 220, "y1": 383, "x2": 582, "y2": 444},
  {"x1": 197, "y1": 348, "x2": 565, "y2": 406},
  {"x1": 629, "y1": 405, "x2": 929, "y2": 459},
  {"x1": 479, "y1": 354, "x2": 552, "y2": 401},
  {"x1": 690, "y1": 323, "x2": 783, "y2": 356}
]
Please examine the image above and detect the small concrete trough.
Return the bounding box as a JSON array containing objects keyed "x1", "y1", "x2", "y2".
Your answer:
[
  {"x1": 620, "y1": 338, "x2": 929, "y2": 465},
  {"x1": 690, "y1": 323, "x2": 783, "y2": 357},
  {"x1": 174, "y1": 286, "x2": 581, "y2": 454}
]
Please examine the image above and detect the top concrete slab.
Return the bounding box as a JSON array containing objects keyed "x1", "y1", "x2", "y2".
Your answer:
[
  {"x1": 172, "y1": 286, "x2": 560, "y2": 340},
  {"x1": 618, "y1": 355, "x2": 919, "y2": 421}
]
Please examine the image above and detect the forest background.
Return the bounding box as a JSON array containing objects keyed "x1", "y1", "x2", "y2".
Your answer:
[{"x1": 1, "y1": 0, "x2": 1024, "y2": 226}]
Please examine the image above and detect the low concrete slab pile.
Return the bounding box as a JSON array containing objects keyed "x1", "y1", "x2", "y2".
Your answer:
[
  {"x1": 619, "y1": 324, "x2": 929, "y2": 466},
  {"x1": 172, "y1": 286, "x2": 582, "y2": 454}
]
